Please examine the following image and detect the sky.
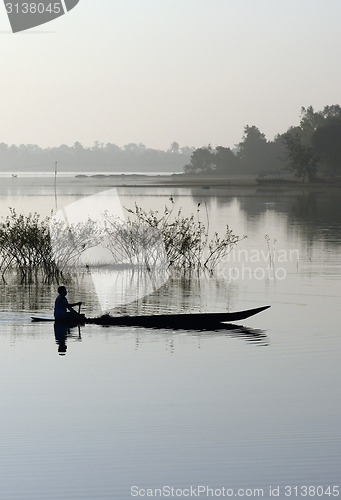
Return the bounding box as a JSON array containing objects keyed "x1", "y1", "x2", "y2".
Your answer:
[{"x1": 0, "y1": 0, "x2": 341, "y2": 150}]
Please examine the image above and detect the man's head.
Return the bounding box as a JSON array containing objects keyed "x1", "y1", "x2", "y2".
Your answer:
[{"x1": 58, "y1": 286, "x2": 67, "y2": 296}]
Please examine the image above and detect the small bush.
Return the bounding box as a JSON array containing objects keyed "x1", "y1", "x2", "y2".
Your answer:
[
  {"x1": 0, "y1": 209, "x2": 58, "y2": 282},
  {"x1": 125, "y1": 197, "x2": 243, "y2": 271}
]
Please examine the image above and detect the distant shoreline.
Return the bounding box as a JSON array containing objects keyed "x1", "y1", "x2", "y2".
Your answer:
[
  {"x1": 73, "y1": 173, "x2": 341, "y2": 190},
  {"x1": 2, "y1": 170, "x2": 340, "y2": 190}
]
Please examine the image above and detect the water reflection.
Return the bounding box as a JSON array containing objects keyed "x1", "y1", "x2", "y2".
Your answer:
[
  {"x1": 54, "y1": 323, "x2": 69, "y2": 355},
  {"x1": 54, "y1": 323, "x2": 82, "y2": 356},
  {"x1": 66, "y1": 322, "x2": 269, "y2": 352},
  {"x1": 151, "y1": 322, "x2": 269, "y2": 347},
  {"x1": 209, "y1": 323, "x2": 269, "y2": 345},
  {"x1": 113, "y1": 271, "x2": 240, "y2": 317},
  {"x1": 288, "y1": 191, "x2": 341, "y2": 243},
  {"x1": 1, "y1": 181, "x2": 340, "y2": 497},
  {"x1": 0, "y1": 278, "x2": 56, "y2": 313},
  {"x1": 209, "y1": 188, "x2": 341, "y2": 245}
]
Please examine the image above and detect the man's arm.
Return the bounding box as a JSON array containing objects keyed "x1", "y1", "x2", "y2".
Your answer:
[{"x1": 68, "y1": 301, "x2": 82, "y2": 308}]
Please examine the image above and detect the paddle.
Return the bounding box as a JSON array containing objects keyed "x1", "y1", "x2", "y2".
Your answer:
[{"x1": 76, "y1": 302, "x2": 85, "y2": 320}]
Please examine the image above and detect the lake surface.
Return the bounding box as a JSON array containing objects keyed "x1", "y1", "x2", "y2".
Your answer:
[{"x1": 0, "y1": 176, "x2": 340, "y2": 500}]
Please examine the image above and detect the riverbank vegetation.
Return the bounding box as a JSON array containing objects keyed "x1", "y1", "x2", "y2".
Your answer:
[
  {"x1": 184, "y1": 104, "x2": 341, "y2": 182},
  {"x1": 1, "y1": 105, "x2": 340, "y2": 182}
]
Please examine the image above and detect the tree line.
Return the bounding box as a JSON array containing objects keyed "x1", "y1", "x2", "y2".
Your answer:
[
  {"x1": 184, "y1": 105, "x2": 341, "y2": 181},
  {"x1": 2, "y1": 105, "x2": 340, "y2": 180},
  {"x1": 0, "y1": 141, "x2": 193, "y2": 172}
]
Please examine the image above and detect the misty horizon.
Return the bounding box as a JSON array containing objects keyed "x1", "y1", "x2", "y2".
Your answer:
[
  {"x1": 1, "y1": 1, "x2": 341, "y2": 150},
  {"x1": 1, "y1": 103, "x2": 340, "y2": 178}
]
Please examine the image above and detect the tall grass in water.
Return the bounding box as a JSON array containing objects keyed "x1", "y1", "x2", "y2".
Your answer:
[
  {"x1": 125, "y1": 197, "x2": 243, "y2": 272},
  {"x1": 0, "y1": 200, "x2": 243, "y2": 283},
  {"x1": 0, "y1": 209, "x2": 58, "y2": 283}
]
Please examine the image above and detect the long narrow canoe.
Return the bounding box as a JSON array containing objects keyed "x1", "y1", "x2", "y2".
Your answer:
[{"x1": 31, "y1": 305, "x2": 270, "y2": 329}]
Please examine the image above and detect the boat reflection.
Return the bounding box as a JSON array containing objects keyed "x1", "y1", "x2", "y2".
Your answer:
[
  {"x1": 210, "y1": 323, "x2": 269, "y2": 345},
  {"x1": 53, "y1": 321, "x2": 269, "y2": 355},
  {"x1": 134, "y1": 322, "x2": 269, "y2": 347}
]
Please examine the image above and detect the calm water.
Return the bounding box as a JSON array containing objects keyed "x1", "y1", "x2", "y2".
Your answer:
[{"x1": 0, "y1": 176, "x2": 340, "y2": 500}]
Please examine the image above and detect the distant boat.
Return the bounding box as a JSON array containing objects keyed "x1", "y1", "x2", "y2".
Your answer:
[{"x1": 12, "y1": 174, "x2": 18, "y2": 178}]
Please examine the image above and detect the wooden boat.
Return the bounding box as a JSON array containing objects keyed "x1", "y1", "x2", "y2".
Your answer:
[{"x1": 31, "y1": 305, "x2": 270, "y2": 329}]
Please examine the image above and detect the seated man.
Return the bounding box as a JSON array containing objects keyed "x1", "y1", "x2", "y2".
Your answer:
[{"x1": 54, "y1": 286, "x2": 84, "y2": 322}]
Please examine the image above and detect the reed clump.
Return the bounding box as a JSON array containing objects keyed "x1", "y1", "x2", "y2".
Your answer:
[
  {"x1": 0, "y1": 199, "x2": 243, "y2": 282},
  {"x1": 0, "y1": 209, "x2": 59, "y2": 282},
  {"x1": 125, "y1": 197, "x2": 244, "y2": 271}
]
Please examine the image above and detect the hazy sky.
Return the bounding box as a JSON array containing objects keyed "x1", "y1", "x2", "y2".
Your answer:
[{"x1": 1, "y1": 0, "x2": 340, "y2": 150}]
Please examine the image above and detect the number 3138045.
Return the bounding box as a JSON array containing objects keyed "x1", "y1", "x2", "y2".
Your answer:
[
  {"x1": 5, "y1": 3, "x2": 62, "y2": 14},
  {"x1": 284, "y1": 486, "x2": 339, "y2": 497}
]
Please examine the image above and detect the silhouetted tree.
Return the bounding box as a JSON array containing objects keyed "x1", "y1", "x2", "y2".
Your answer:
[
  {"x1": 282, "y1": 104, "x2": 341, "y2": 180},
  {"x1": 169, "y1": 142, "x2": 180, "y2": 154},
  {"x1": 214, "y1": 146, "x2": 240, "y2": 173},
  {"x1": 312, "y1": 120, "x2": 341, "y2": 177},
  {"x1": 237, "y1": 125, "x2": 269, "y2": 173},
  {"x1": 299, "y1": 106, "x2": 326, "y2": 146},
  {"x1": 283, "y1": 127, "x2": 319, "y2": 182},
  {"x1": 184, "y1": 146, "x2": 215, "y2": 173},
  {"x1": 298, "y1": 104, "x2": 341, "y2": 146}
]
